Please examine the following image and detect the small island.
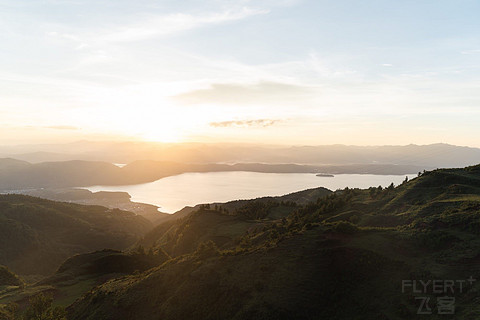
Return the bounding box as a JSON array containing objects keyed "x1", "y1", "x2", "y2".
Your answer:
[{"x1": 316, "y1": 173, "x2": 334, "y2": 177}]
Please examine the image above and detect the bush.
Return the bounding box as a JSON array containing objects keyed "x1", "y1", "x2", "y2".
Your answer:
[
  {"x1": 23, "y1": 293, "x2": 67, "y2": 320},
  {"x1": 331, "y1": 221, "x2": 358, "y2": 234},
  {"x1": 0, "y1": 266, "x2": 23, "y2": 287},
  {"x1": 0, "y1": 303, "x2": 19, "y2": 320},
  {"x1": 195, "y1": 241, "x2": 219, "y2": 259}
]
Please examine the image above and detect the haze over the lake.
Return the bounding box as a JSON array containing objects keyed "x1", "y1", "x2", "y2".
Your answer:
[{"x1": 1, "y1": 0, "x2": 480, "y2": 147}]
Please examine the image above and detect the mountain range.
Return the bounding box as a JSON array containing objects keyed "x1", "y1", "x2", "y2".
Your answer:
[{"x1": 2, "y1": 141, "x2": 480, "y2": 168}]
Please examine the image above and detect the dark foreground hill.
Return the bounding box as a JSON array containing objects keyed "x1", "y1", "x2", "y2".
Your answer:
[
  {"x1": 0, "y1": 195, "x2": 152, "y2": 275},
  {"x1": 0, "y1": 188, "x2": 332, "y2": 314},
  {"x1": 65, "y1": 164, "x2": 480, "y2": 319}
]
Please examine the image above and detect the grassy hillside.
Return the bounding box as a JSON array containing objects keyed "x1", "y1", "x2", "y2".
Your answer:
[
  {"x1": 0, "y1": 195, "x2": 152, "y2": 275},
  {"x1": 135, "y1": 187, "x2": 332, "y2": 257},
  {"x1": 0, "y1": 266, "x2": 22, "y2": 287},
  {"x1": 67, "y1": 164, "x2": 480, "y2": 319},
  {"x1": 0, "y1": 249, "x2": 171, "y2": 317},
  {"x1": 0, "y1": 188, "x2": 331, "y2": 311}
]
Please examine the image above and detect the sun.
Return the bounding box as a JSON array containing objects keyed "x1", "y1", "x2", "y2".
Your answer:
[{"x1": 140, "y1": 125, "x2": 184, "y2": 143}]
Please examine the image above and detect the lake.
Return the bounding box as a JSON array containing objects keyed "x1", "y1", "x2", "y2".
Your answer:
[{"x1": 86, "y1": 171, "x2": 416, "y2": 213}]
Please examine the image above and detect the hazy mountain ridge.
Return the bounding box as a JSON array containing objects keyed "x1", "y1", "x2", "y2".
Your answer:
[
  {"x1": 3, "y1": 142, "x2": 478, "y2": 192},
  {"x1": 2, "y1": 142, "x2": 479, "y2": 168}
]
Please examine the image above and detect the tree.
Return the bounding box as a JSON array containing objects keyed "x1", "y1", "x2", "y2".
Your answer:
[
  {"x1": 0, "y1": 303, "x2": 19, "y2": 320},
  {"x1": 195, "y1": 241, "x2": 219, "y2": 259},
  {"x1": 23, "y1": 293, "x2": 66, "y2": 320},
  {"x1": 135, "y1": 245, "x2": 146, "y2": 256},
  {"x1": 369, "y1": 187, "x2": 377, "y2": 199}
]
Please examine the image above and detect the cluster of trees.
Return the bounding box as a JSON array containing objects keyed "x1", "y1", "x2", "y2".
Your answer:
[
  {"x1": 367, "y1": 182, "x2": 399, "y2": 199},
  {"x1": 199, "y1": 204, "x2": 230, "y2": 214},
  {"x1": 235, "y1": 201, "x2": 279, "y2": 220},
  {"x1": 194, "y1": 240, "x2": 220, "y2": 259},
  {"x1": 132, "y1": 245, "x2": 171, "y2": 265},
  {"x1": 0, "y1": 294, "x2": 65, "y2": 320},
  {"x1": 0, "y1": 266, "x2": 23, "y2": 287}
]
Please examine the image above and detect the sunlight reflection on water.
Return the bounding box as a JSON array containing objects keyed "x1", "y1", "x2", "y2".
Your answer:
[{"x1": 86, "y1": 172, "x2": 416, "y2": 213}]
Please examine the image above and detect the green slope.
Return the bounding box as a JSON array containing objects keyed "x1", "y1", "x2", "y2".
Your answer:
[
  {"x1": 0, "y1": 266, "x2": 22, "y2": 287},
  {"x1": 0, "y1": 195, "x2": 152, "y2": 276}
]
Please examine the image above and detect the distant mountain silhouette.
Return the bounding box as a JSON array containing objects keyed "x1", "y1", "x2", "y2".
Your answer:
[{"x1": 3, "y1": 142, "x2": 480, "y2": 168}]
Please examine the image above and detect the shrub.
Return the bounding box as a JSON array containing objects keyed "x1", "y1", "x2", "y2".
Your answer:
[
  {"x1": 332, "y1": 221, "x2": 359, "y2": 234},
  {"x1": 23, "y1": 293, "x2": 67, "y2": 320},
  {"x1": 195, "y1": 241, "x2": 219, "y2": 259}
]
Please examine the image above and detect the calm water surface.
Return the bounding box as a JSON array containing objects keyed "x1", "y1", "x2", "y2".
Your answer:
[{"x1": 86, "y1": 172, "x2": 416, "y2": 213}]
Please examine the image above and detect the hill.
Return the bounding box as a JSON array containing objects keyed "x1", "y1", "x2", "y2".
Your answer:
[
  {"x1": 67, "y1": 164, "x2": 480, "y2": 319},
  {"x1": 0, "y1": 266, "x2": 22, "y2": 287},
  {"x1": 0, "y1": 160, "x2": 122, "y2": 190},
  {"x1": 135, "y1": 187, "x2": 332, "y2": 256},
  {"x1": 18, "y1": 188, "x2": 171, "y2": 225},
  {"x1": 0, "y1": 195, "x2": 152, "y2": 276}
]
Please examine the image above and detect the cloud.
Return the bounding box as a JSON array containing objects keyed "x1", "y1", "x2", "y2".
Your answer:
[
  {"x1": 461, "y1": 49, "x2": 480, "y2": 55},
  {"x1": 174, "y1": 81, "x2": 315, "y2": 105},
  {"x1": 44, "y1": 125, "x2": 80, "y2": 130},
  {"x1": 46, "y1": 31, "x2": 81, "y2": 42},
  {"x1": 210, "y1": 119, "x2": 280, "y2": 128},
  {"x1": 99, "y1": 7, "x2": 269, "y2": 42}
]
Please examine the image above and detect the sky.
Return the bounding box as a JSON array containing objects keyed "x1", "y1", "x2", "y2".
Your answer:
[{"x1": 0, "y1": 0, "x2": 479, "y2": 146}]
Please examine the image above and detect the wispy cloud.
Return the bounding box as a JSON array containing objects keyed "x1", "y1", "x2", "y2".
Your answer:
[
  {"x1": 210, "y1": 119, "x2": 280, "y2": 128},
  {"x1": 44, "y1": 125, "x2": 79, "y2": 130},
  {"x1": 97, "y1": 7, "x2": 269, "y2": 43},
  {"x1": 175, "y1": 81, "x2": 315, "y2": 105},
  {"x1": 461, "y1": 49, "x2": 480, "y2": 55}
]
